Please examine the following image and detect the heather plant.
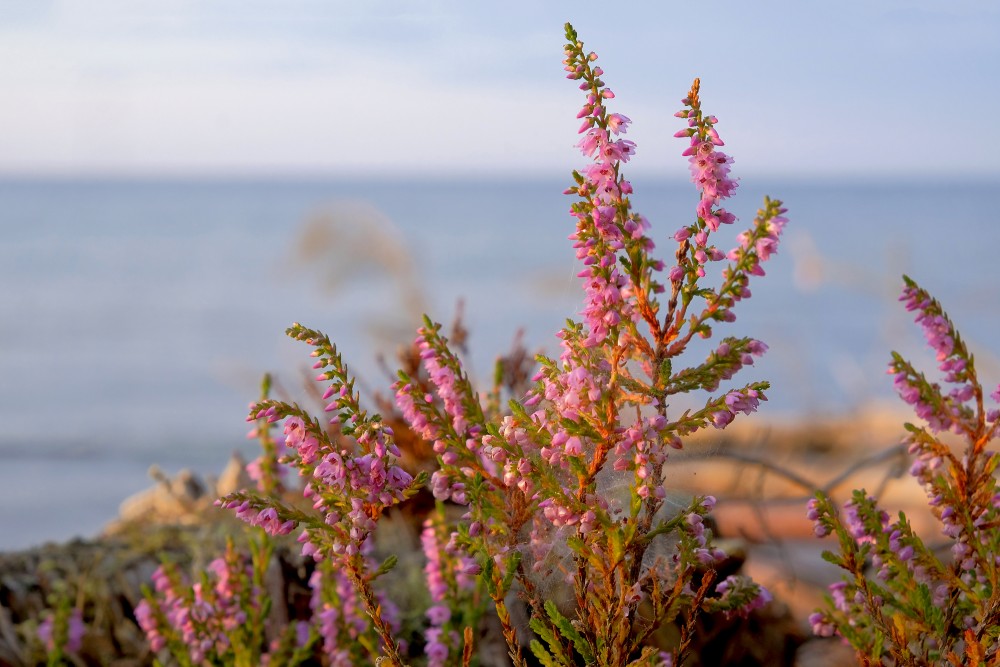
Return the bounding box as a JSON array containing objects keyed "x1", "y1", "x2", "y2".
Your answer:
[
  {"x1": 141, "y1": 22, "x2": 788, "y2": 667},
  {"x1": 31, "y1": 590, "x2": 85, "y2": 667},
  {"x1": 808, "y1": 277, "x2": 1000, "y2": 665},
  {"x1": 135, "y1": 537, "x2": 314, "y2": 666},
  {"x1": 135, "y1": 378, "x2": 316, "y2": 666}
]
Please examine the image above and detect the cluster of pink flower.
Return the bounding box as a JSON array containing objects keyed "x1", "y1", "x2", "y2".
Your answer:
[
  {"x1": 712, "y1": 574, "x2": 773, "y2": 619},
  {"x1": 395, "y1": 323, "x2": 486, "y2": 507},
  {"x1": 672, "y1": 83, "x2": 784, "y2": 294},
  {"x1": 891, "y1": 282, "x2": 977, "y2": 434},
  {"x1": 671, "y1": 82, "x2": 737, "y2": 283},
  {"x1": 243, "y1": 374, "x2": 287, "y2": 497},
  {"x1": 613, "y1": 414, "x2": 677, "y2": 499},
  {"x1": 309, "y1": 557, "x2": 401, "y2": 666},
  {"x1": 709, "y1": 388, "x2": 764, "y2": 429},
  {"x1": 225, "y1": 325, "x2": 419, "y2": 562},
  {"x1": 136, "y1": 547, "x2": 274, "y2": 662},
  {"x1": 888, "y1": 282, "x2": 1000, "y2": 567},
  {"x1": 421, "y1": 516, "x2": 478, "y2": 666},
  {"x1": 682, "y1": 496, "x2": 725, "y2": 565},
  {"x1": 569, "y1": 170, "x2": 640, "y2": 346},
  {"x1": 36, "y1": 607, "x2": 85, "y2": 655},
  {"x1": 221, "y1": 496, "x2": 297, "y2": 537}
]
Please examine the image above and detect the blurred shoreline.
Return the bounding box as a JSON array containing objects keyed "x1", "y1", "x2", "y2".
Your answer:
[{"x1": 0, "y1": 403, "x2": 921, "y2": 553}]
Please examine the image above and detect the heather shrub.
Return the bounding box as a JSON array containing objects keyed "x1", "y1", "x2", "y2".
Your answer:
[
  {"x1": 808, "y1": 277, "x2": 1000, "y2": 665},
  {"x1": 139, "y1": 23, "x2": 786, "y2": 666}
]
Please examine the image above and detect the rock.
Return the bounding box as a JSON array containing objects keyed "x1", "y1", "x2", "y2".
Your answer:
[
  {"x1": 104, "y1": 453, "x2": 254, "y2": 537},
  {"x1": 795, "y1": 638, "x2": 857, "y2": 666},
  {"x1": 169, "y1": 468, "x2": 205, "y2": 502},
  {"x1": 215, "y1": 452, "x2": 252, "y2": 497},
  {"x1": 107, "y1": 461, "x2": 229, "y2": 536}
]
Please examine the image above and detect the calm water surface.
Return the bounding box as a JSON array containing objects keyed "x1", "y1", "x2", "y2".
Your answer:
[{"x1": 1, "y1": 177, "x2": 998, "y2": 549}]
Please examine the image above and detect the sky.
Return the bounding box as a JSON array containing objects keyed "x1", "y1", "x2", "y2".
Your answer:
[{"x1": 1, "y1": 0, "x2": 998, "y2": 180}]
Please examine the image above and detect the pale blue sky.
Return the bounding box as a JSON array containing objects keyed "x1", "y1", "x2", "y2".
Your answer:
[{"x1": 1, "y1": 1, "x2": 997, "y2": 179}]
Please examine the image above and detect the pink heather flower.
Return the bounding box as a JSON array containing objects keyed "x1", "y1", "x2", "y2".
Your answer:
[
  {"x1": 413, "y1": 328, "x2": 474, "y2": 442},
  {"x1": 683, "y1": 508, "x2": 724, "y2": 564},
  {"x1": 37, "y1": 608, "x2": 85, "y2": 653},
  {"x1": 308, "y1": 555, "x2": 401, "y2": 662},
  {"x1": 828, "y1": 581, "x2": 851, "y2": 613},
  {"x1": 577, "y1": 128, "x2": 607, "y2": 156},
  {"x1": 284, "y1": 416, "x2": 306, "y2": 446},
  {"x1": 394, "y1": 383, "x2": 438, "y2": 442},
  {"x1": 420, "y1": 516, "x2": 478, "y2": 667},
  {"x1": 425, "y1": 628, "x2": 451, "y2": 667},
  {"x1": 246, "y1": 455, "x2": 285, "y2": 490},
  {"x1": 283, "y1": 418, "x2": 322, "y2": 466},
  {"x1": 601, "y1": 138, "x2": 636, "y2": 163},
  {"x1": 806, "y1": 498, "x2": 830, "y2": 537},
  {"x1": 426, "y1": 604, "x2": 451, "y2": 626},
  {"x1": 224, "y1": 499, "x2": 296, "y2": 537},
  {"x1": 135, "y1": 600, "x2": 165, "y2": 652},
  {"x1": 606, "y1": 113, "x2": 631, "y2": 134},
  {"x1": 725, "y1": 389, "x2": 762, "y2": 415},
  {"x1": 422, "y1": 521, "x2": 449, "y2": 603},
  {"x1": 581, "y1": 161, "x2": 619, "y2": 202},
  {"x1": 714, "y1": 575, "x2": 772, "y2": 619},
  {"x1": 755, "y1": 236, "x2": 778, "y2": 261},
  {"x1": 809, "y1": 611, "x2": 836, "y2": 637},
  {"x1": 541, "y1": 360, "x2": 608, "y2": 424},
  {"x1": 711, "y1": 410, "x2": 734, "y2": 429}
]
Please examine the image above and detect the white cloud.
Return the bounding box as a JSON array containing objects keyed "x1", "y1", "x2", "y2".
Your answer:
[{"x1": 0, "y1": 65, "x2": 585, "y2": 175}]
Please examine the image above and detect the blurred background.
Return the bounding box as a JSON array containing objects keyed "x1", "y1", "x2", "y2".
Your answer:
[{"x1": 1, "y1": 1, "x2": 999, "y2": 551}]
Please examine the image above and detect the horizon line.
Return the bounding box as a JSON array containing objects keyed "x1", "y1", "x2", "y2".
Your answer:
[{"x1": 0, "y1": 168, "x2": 996, "y2": 188}]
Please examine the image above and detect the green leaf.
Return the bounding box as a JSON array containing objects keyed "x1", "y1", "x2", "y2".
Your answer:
[
  {"x1": 544, "y1": 600, "x2": 594, "y2": 663},
  {"x1": 478, "y1": 551, "x2": 498, "y2": 597},
  {"x1": 501, "y1": 550, "x2": 521, "y2": 594},
  {"x1": 565, "y1": 534, "x2": 587, "y2": 555},
  {"x1": 609, "y1": 526, "x2": 624, "y2": 562},
  {"x1": 372, "y1": 554, "x2": 397, "y2": 579},
  {"x1": 820, "y1": 551, "x2": 844, "y2": 567},
  {"x1": 529, "y1": 639, "x2": 562, "y2": 667},
  {"x1": 529, "y1": 616, "x2": 571, "y2": 665},
  {"x1": 509, "y1": 399, "x2": 531, "y2": 422},
  {"x1": 629, "y1": 490, "x2": 642, "y2": 519}
]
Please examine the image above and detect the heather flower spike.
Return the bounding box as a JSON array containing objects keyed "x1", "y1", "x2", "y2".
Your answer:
[
  {"x1": 421, "y1": 509, "x2": 485, "y2": 667},
  {"x1": 244, "y1": 372, "x2": 286, "y2": 497},
  {"x1": 36, "y1": 597, "x2": 85, "y2": 662},
  {"x1": 809, "y1": 276, "x2": 1000, "y2": 664}
]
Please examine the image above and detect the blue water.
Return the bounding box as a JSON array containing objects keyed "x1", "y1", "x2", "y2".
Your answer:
[{"x1": 1, "y1": 177, "x2": 998, "y2": 549}]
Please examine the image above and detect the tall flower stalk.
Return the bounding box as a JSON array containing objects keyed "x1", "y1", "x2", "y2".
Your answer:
[{"x1": 392, "y1": 23, "x2": 784, "y2": 666}]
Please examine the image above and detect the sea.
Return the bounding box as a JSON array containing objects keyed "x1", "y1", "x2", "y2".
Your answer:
[{"x1": 1, "y1": 176, "x2": 998, "y2": 551}]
